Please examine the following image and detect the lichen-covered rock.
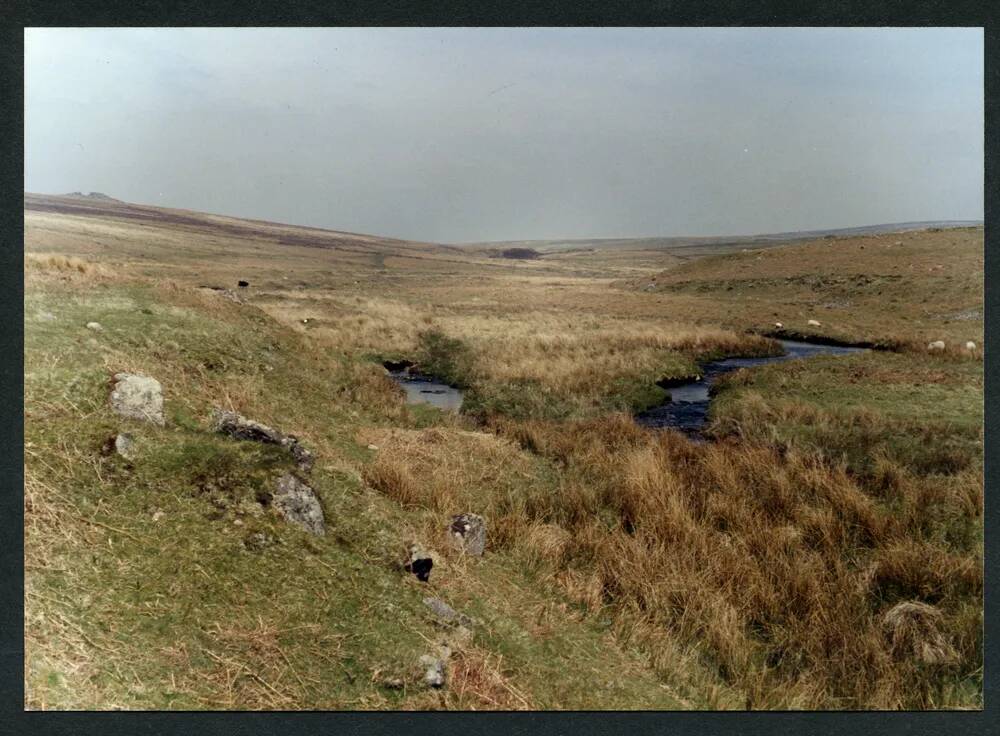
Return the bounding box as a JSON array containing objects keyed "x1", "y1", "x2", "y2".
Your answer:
[
  {"x1": 213, "y1": 409, "x2": 284, "y2": 443},
  {"x1": 273, "y1": 474, "x2": 325, "y2": 535},
  {"x1": 110, "y1": 373, "x2": 164, "y2": 425},
  {"x1": 212, "y1": 409, "x2": 314, "y2": 472},
  {"x1": 449, "y1": 513, "x2": 486, "y2": 556}
]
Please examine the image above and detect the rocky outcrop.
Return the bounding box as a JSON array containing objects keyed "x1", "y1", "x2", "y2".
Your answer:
[
  {"x1": 449, "y1": 513, "x2": 486, "y2": 556},
  {"x1": 273, "y1": 474, "x2": 325, "y2": 535},
  {"x1": 110, "y1": 373, "x2": 165, "y2": 426}
]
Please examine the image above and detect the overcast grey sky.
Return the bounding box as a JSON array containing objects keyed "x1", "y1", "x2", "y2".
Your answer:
[{"x1": 25, "y1": 28, "x2": 983, "y2": 242}]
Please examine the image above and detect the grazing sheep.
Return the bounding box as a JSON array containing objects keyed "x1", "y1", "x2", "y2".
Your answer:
[
  {"x1": 774, "y1": 322, "x2": 784, "y2": 329},
  {"x1": 927, "y1": 340, "x2": 945, "y2": 352},
  {"x1": 965, "y1": 341, "x2": 977, "y2": 351},
  {"x1": 807, "y1": 319, "x2": 821, "y2": 327}
]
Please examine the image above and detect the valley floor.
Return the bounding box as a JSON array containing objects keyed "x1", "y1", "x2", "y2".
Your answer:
[{"x1": 23, "y1": 198, "x2": 983, "y2": 709}]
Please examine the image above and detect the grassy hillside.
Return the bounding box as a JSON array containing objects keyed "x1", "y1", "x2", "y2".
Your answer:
[
  {"x1": 24, "y1": 262, "x2": 701, "y2": 710},
  {"x1": 24, "y1": 198, "x2": 983, "y2": 710},
  {"x1": 624, "y1": 227, "x2": 983, "y2": 348}
]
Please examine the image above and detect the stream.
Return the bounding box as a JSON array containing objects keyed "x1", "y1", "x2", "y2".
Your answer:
[
  {"x1": 634, "y1": 339, "x2": 866, "y2": 436},
  {"x1": 385, "y1": 339, "x2": 866, "y2": 430},
  {"x1": 385, "y1": 366, "x2": 465, "y2": 411}
]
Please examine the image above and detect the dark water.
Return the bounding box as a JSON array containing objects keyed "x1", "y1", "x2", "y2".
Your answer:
[
  {"x1": 635, "y1": 340, "x2": 866, "y2": 435},
  {"x1": 388, "y1": 370, "x2": 464, "y2": 411}
]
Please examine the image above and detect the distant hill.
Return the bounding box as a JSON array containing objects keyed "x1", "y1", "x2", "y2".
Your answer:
[
  {"x1": 24, "y1": 192, "x2": 456, "y2": 256},
  {"x1": 460, "y1": 221, "x2": 984, "y2": 257},
  {"x1": 63, "y1": 191, "x2": 123, "y2": 202}
]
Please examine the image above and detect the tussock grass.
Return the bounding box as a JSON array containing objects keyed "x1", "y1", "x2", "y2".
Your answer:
[{"x1": 479, "y1": 419, "x2": 982, "y2": 709}]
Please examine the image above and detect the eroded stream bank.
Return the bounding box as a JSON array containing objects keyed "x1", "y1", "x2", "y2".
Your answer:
[{"x1": 635, "y1": 339, "x2": 867, "y2": 435}]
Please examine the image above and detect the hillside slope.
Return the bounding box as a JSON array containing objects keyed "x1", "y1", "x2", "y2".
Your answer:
[
  {"x1": 24, "y1": 262, "x2": 707, "y2": 710},
  {"x1": 619, "y1": 226, "x2": 984, "y2": 348}
]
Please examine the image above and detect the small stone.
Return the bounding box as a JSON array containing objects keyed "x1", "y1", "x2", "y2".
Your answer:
[
  {"x1": 404, "y1": 543, "x2": 434, "y2": 582},
  {"x1": 114, "y1": 432, "x2": 136, "y2": 459},
  {"x1": 233, "y1": 519, "x2": 244, "y2": 527},
  {"x1": 273, "y1": 474, "x2": 326, "y2": 535},
  {"x1": 243, "y1": 531, "x2": 275, "y2": 551},
  {"x1": 449, "y1": 513, "x2": 486, "y2": 556},
  {"x1": 151, "y1": 510, "x2": 164, "y2": 522},
  {"x1": 419, "y1": 655, "x2": 446, "y2": 688},
  {"x1": 110, "y1": 373, "x2": 165, "y2": 426},
  {"x1": 450, "y1": 625, "x2": 474, "y2": 649},
  {"x1": 423, "y1": 597, "x2": 473, "y2": 627},
  {"x1": 86, "y1": 322, "x2": 103, "y2": 331},
  {"x1": 367, "y1": 444, "x2": 379, "y2": 451}
]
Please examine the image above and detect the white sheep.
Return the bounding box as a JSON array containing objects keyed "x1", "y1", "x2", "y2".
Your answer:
[
  {"x1": 807, "y1": 319, "x2": 821, "y2": 327},
  {"x1": 965, "y1": 341, "x2": 977, "y2": 351},
  {"x1": 774, "y1": 322, "x2": 784, "y2": 329},
  {"x1": 927, "y1": 340, "x2": 945, "y2": 352}
]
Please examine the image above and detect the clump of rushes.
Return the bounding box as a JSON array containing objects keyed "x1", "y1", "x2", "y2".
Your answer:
[{"x1": 415, "y1": 329, "x2": 476, "y2": 388}]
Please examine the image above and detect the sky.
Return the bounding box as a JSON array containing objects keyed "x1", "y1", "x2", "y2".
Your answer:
[{"x1": 24, "y1": 27, "x2": 984, "y2": 243}]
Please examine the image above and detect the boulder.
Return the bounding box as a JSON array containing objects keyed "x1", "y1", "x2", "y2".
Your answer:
[
  {"x1": 449, "y1": 513, "x2": 486, "y2": 556},
  {"x1": 404, "y1": 543, "x2": 434, "y2": 582},
  {"x1": 110, "y1": 373, "x2": 165, "y2": 425},
  {"x1": 273, "y1": 474, "x2": 326, "y2": 535},
  {"x1": 238, "y1": 280, "x2": 249, "y2": 288},
  {"x1": 212, "y1": 409, "x2": 314, "y2": 472}
]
